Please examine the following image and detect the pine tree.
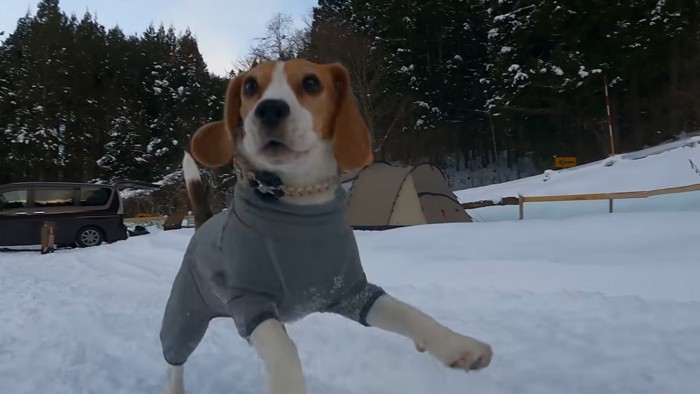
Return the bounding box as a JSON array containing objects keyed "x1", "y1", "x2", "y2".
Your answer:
[{"x1": 0, "y1": 1, "x2": 227, "y2": 183}]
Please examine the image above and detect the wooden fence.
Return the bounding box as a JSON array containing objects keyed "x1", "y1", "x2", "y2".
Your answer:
[
  {"x1": 123, "y1": 216, "x2": 165, "y2": 224},
  {"x1": 460, "y1": 183, "x2": 700, "y2": 220}
]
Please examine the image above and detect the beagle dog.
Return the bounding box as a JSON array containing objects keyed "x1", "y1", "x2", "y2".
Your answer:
[{"x1": 160, "y1": 59, "x2": 493, "y2": 394}]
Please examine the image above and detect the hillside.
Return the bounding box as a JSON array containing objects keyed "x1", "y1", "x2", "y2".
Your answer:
[
  {"x1": 456, "y1": 137, "x2": 700, "y2": 221},
  {"x1": 457, "y1": 136, "x2": 700, "y2": 202}
]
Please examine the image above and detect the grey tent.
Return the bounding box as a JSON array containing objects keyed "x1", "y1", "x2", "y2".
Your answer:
[{"x1": 343, "y1": 162, "x2": 471, "y2": 230}]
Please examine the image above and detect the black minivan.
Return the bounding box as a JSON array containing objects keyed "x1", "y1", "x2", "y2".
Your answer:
[{"x1": 0, "y1": 182, "x2": 128, "y2": 248}]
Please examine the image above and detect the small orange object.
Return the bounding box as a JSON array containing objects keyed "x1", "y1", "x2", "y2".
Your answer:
[{"x1": 553, "y1": 156, "x2": 577, "y2": 168}]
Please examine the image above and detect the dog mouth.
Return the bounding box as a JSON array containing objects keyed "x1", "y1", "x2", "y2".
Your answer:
[
  {"x1": 262, "y1": 140, "x2": 293, "y2": 155},
  {"x1": 260, "y1": 139, "x2": 308, "y2": 160}
]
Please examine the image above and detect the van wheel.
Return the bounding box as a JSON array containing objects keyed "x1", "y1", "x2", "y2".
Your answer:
[{"x1": 76, "y1": 227, "x2": 104, "y2": 248}]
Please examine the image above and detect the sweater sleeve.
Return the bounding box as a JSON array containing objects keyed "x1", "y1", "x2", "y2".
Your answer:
[
  {"x1": 225, "y1": 291, "x2": 279, "y2": 340},
  {"x1": 324, "y1": 280, "x2": 386, "y2": 326}
]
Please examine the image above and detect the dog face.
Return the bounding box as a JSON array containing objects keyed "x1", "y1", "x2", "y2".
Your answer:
[{"x1": 190, "y1": 59, "x2": 373, "y2": 176}]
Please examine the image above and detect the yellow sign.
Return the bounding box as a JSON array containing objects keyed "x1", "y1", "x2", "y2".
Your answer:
[{"x1": 554, "y1": 156, "x2": 577, "y2": 168}]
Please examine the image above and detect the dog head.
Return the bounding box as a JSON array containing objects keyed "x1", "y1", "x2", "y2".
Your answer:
[{"x1": 190, "y1": 59, "x2": 373, "y2": 185}]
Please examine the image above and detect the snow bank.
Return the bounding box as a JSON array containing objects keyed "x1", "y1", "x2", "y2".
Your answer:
[
  {"x1": 456, "y1": 138, "x2": 700, "y2": 203},
  {"x1": 457, "y1": 138, "x2": 700, "y2": 221}
]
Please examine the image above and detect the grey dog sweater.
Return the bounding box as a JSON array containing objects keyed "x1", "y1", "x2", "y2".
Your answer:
[{"x1": 160, "y1": 181, "x2": 385, "y2": 366}]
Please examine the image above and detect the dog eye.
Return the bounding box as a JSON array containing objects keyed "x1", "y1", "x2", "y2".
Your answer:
[
  {"x1": 244, "y1": 78, "x2": 259, "y2": 96},
  {"x1": 302, "y1": 75, "x2": 321, "y2": 93}
]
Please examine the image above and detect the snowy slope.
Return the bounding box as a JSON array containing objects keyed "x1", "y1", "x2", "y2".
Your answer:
[
  {"x1": 1, "y1": 211, "x2": 700, "y2": 394},
  {"x1": 456, "y1": 136, "x2": 700, "y2": 202}
]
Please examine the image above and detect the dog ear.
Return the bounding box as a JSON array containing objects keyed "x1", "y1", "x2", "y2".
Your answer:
[
  {"x1": 326, "y1": 63, "x2": 373, "y2": 171},
  {"x1": 190, "y1": 121, "x2": 232, "y2": 167},
  {"x1": 189, "y1": 74, "x2": 245, "y2": 167}
]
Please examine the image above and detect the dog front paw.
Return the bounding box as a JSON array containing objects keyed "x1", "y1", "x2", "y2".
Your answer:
[{"x1": 418, "y1": 327, "x2": 493, "y2": 372}]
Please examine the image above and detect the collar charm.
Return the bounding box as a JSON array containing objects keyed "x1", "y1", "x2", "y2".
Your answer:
[{"x1": 249, "y1": 171, "x2": 285, "y2": 201}]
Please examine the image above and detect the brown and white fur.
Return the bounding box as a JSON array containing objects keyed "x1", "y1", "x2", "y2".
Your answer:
[{"x1": 167, "y1": 59, "x2": 493, "y2": 394}]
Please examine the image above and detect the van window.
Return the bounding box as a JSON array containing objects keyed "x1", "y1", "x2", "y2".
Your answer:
[
  {"x1": 34, "y1": 189, "x2": 76, "y2": 207},
  {"x1": 81, "y1": 187, "x2": 112, "y2": 206},
  {"x1": 0, "y1": 190, "x2": 28, "y2": 211}
]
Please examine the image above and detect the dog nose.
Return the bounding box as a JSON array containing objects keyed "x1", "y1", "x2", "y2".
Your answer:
[{"x1": 255, "y1": 99, "x2": 290, "y2": 128}]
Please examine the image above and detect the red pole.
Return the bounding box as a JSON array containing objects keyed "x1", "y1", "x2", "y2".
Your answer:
[{"x1": 603, "y1": 74, "x2": 616, "y2": 155}]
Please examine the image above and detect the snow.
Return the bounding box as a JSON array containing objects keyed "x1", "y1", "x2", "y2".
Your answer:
[
  {"x1": 2, "y1": 139, "x2": 700, "y2": 393},
  {"x1": 1, "y1": 211, "x2": 699, "y2": 393},
  {"x1": 488, "y1": 28, "x2": 499, "y2": 39},
  {"x1": 457, "y1": 138, "x2": 700, "y2": 222},
  {"x1": 578, "y1": 66, "x2": 589, "y2": 78},
  {"x1": 118, "y1": 188, "x2": 151, "y2": 199},
  {"x1": 513, "y1": 69, "x2": 528, "y2": 83},
  {"x1": 146, "y1": 138, "x2": 161, "y2": 153},
  {"x1": 457, "y1": 137, "x2": 700, "y2": 202}
]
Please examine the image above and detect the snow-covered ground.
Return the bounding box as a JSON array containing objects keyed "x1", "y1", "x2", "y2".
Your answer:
[
  {"x1": 1, "y1": 209, "x2": 699, "y2": 394},
  {"x1": 457, "y1": 136, "x2": 700, "y2": 222},
  {"x1": 457, "y1": 136, "x2": 700, "y2": 202},
  {"x1": 2, "y1": 139, "x2": 700, "y2": 393}
]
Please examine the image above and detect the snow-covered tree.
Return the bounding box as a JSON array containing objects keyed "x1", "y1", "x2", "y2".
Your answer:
[{"x1": 0, "y1": 1, "x2": 227, "y2": 183}]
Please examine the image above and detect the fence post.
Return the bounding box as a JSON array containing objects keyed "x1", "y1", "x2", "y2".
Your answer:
[
  {"x1": 518, "y1": 194, "x2": 524, "y2": 220},
  {"x1": 609, "y1": 199, "x2": 613, "y2": 213}
]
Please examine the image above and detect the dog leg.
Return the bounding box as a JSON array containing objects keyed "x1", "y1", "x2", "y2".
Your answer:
[
  {"x1": 366, "y1": 294, "x2": 493, "y2": 371},
  {"x1": 251, "y1": 318, "x2": 308, "y2": 394},
  {"x1": 164, "y1": 363, "x2": 184, "y2": 394}
]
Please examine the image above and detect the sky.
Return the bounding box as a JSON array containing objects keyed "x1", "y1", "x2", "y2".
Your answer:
[{"x1": 0, "y1": 0, "x2": 318, "y2": 76}]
